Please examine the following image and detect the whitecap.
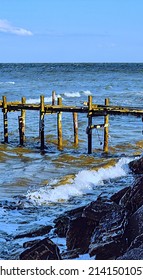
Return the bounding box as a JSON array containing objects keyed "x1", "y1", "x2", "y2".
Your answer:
[
  {"x1": 26, "y1": 157, "x2": 132, "y2": 205},
  {"x1": 26, "y1": 94, "x2": 63, "y2": 104},
  {"x1": 0, "y1": 81, "x2": 15, "y2": 85},
  {"x1": 63, "y1": 90, "x2": 92, "y2": 98},
  {"x1": 63, "y1": 92, "x2": 81, "y2": 98}
]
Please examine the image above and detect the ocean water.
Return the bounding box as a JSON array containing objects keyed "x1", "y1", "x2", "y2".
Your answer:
[{"x1": 0, "y1": 63, "x2": 143, "y2": 259}]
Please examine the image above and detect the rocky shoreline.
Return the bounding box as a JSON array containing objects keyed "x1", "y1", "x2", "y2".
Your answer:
[{"x1": 18, "y1": 156, "x2": 143, "y2": 260}]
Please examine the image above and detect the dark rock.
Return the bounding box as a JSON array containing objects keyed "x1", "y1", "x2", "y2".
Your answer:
[
  {"x1": 14, "y1": 225, "x2": 52, "y2": 239},
  {"x1": 124, "y1": 205, "x2": 143, "y2": 244},
  {"x1": 117, "y1": 247, "x2": 143, "y2": 260},
  {"x1": 23, "y1": 239, "x2": 41, "y2": 248},
  {"x1": 54, "y1": 206, "x2": 85, "y2": 237},
  {"x1": 89, "y1": 201, "x2": 128, "y2": 259},
  {"x1": 110, "y1": 187, "x2": 130, "y2": 204},
  {"x1": 82, "y1": 198, "x2": 117, "y2": 223},
  {"x1": 129, "y1": 156, "x2": 143, "y2": 174},
  {"x1": 61, "y1": 249, "x2": 80, "y2": 259},
  {"x1": 20, "y1": 237, "x2": 62, "y2": 260},
  {"x1": 54, "y1": 216, "x2": 70, "y2": 238},
  {"x1": 120, "y1": 176, "x2": 143, "y2": 214},
  {"x1": 128, "y1": 234, "x2": 143, "y2": 251},
  {"x1": 66, "y1": 217, "x2": 96, "y2": 254},
  {"x1": 90, "y1": 240, "x2": 123, "y2": 260}
]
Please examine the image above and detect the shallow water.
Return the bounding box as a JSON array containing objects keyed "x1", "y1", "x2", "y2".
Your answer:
[{"x1": 0, "y1": 63, "x2": 143, "y2": 259}]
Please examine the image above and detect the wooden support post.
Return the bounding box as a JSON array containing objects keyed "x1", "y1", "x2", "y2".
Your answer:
[
  {"x1": 21, "y1": 97, "x2": 26, "y2": 143},
  {"x1": 57, "y1": 97, "x2": 63, "y2": 150},
  {"x1": 103, "y1": 98, "x2": 109, "y2": 153},
  {"x1": 40, "y1": 95, "x2": 45, "y2": 150},
  {"x1": 18, "y1": 116, "x2": 24, "y2": 146},
  {"x1": 73, "y1": 112, "x2": 78, "y2": 146},
  {"x1": 88, "y1": 95, "x2": 92, "y2": 154},
  {"x1": 2, "y1": 96, "x2": 8, "y2": 143},
  {"x1": 52, "y1": 90, "x2": 56, "y2": 105}
]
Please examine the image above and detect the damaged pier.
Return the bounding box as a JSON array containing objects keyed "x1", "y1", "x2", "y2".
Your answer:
[{"x1": 0, "y1": 93, "x2": 143, "y2": 154}]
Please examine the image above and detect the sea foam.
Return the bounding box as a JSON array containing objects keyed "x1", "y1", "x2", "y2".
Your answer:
[
  {"x1": 0, "y1": 81, "x2": 15, "y2": 85},
  {"x1": 26, "y1": 95, "x2": 62, "y2": 104},
  {"x1": 63, "y1": 90, "x2": 92, "y2": 98},
  {"x1": 26, "y1": 157, "x2": 132, "y2": 206}
]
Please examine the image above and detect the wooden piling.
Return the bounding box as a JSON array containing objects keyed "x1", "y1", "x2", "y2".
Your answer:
[
  {"x1": 1, "y1": 94, "x2": 143, "y2": 153},
  {"x1": 88, "y1": 95, "x2": 92, "y2": 154},
  {"x1": 21, "y1": 97, "x2": 26, "y2": 143},
  {"x1": 103, "y1": 98, "x2": 109, "y2": 153},
  {"x1": 40, "y1": 95, "x2": 45, "y2": 150},
  {"x1": 57, "y1": 97, "x2": 63, "y2": 150},
  {"x1": 18, "y1": 116, "x2": 24, "y2": 146},
  {"x1": 73, "y1": 112, "x2": 78, "y2": 146},
  {"x1": 2, "y1": 96, "x2": 8, "y2": 143},
  {"x1": 52, "y1": 90, "x2": 56, "y2": 105}
]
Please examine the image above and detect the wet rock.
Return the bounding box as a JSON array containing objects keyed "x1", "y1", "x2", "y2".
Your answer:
[
  {"x1": 90, "y1": 240, "x2": 123, "y2": 260},
  {"x1": 20, "y1": 237, "x2": 62, "y2": 260},
  {"x1": 110, "y1": 187, "x2": 130, "y2": 204},
  {"x1": 61, "y1": 249, "x2": 80, "y2": 259},
  {"x1": 128, "y1": 233, "x2": 143, "y2": 251},
  {"x1": 89, "y1": 201, "x2": 128, "y2": 259},
  {"x1": 23, "y1": 239, "x2": 41, "y2": 248},
  {"x1": 14, "y1": 225, "x2": 53, "y2": 239},
  {"x1": 66, "y1": 217, "x2": 96, "y2": 254},
  {"x1": 54, "y1": 206, "x2": 85, "y2": 237},
  {"x1": 120, "y1": 176, "x2": 143, "y2": 214},
  {"x1": 54, "y1": 216, "x2": 70, "y2": 238},
  {"x1": 83, "y1": 198, "x2": 123, "y2": 222},
  {"x1": 82, "y1": 199, "x2": 113, "y2": 222},
  {"x1": 117, "y1": 247, "x2": 143, "y2": 260},
  {"x1": 124, "y1": 205, "x2": 143, "y2": 244},
  {"x1": 129, "y1": 156, "x2": 143, "y2": 174}
]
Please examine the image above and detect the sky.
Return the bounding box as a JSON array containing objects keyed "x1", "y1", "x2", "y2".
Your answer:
[{"x1": 0, "y1": 0, "x2": 143, "y2": 63}]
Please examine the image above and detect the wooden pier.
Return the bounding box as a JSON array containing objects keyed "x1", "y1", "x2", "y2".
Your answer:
[{"x1": 0, "y1": 93, "x2": 143, "y2": 153}]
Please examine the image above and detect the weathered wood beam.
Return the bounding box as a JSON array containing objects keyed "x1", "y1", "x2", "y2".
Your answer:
[
  {"x1": 88, "y1": 95, "x2": 92, "y2": 154},
  {"x1": 103, "y1": 98, "x2": 109, "y2": 153},
  {"x1": 2, "y1": 96, "x2": 8, "y2": 143}
]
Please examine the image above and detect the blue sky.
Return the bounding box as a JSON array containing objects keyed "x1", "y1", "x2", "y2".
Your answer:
[{"x1": 0, "y1": 0, "x2": 143, "y2": 63}]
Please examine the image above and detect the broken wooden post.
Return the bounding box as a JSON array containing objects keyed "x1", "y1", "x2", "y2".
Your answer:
[
  {"x1": 57, "y1": 97, "x2": 63, "y2": 150},
  {"x1": 88, "y1": 95, "x2": 92, "y2": 154},
  {"x1": 73, "y1": 112, "x2": 78, "y2": 146},
  {"x1": 21, "y1": 97, "x2": 26, "y2": 143},
  {"x1": 103, "y1": 98, "x2": 109, "y2": 153},
  {"x1": 2, "y1": 96, "x2": 8, "y2": 143},
  {"x1": 52, "y1": 90, "x2": 56, "y2": 105},
  {"x1": 40, "y1": 95, "x2": 45, "y2": 150},
  {"x1": 18, "y1": 116, "x2": 24, "y2": 146}
]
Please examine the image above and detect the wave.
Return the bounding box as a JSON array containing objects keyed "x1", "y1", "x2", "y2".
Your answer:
[
  {"x1": 26, "y1": 157, "x2": 132, "y2": 205},
  {"x1": 26, "y1": 91, "x2": 91, "y2": 103},
  {"x1": 0, "y1": 81, "x2": 15, "y2": 85},
  {"x1": 63, "y1": 92, "x2": 81, "y2": 98},
  {"x1": 26, "y1": 95, "x2": 62, "y2": 104},
  {"x1": 63, "y1": 90, "x2": 92, "y2": 98}
]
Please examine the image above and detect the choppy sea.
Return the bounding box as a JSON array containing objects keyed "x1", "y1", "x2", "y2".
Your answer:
[{"x1": 0, "y1": 63, "x2": 143, "y2": 259}]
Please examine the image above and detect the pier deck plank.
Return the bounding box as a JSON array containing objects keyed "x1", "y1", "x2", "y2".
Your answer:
[{"x1": 0, "y1": 100, "x2": 143, "y2": 116}]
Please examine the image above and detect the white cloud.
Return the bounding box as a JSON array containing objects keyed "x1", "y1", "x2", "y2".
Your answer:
[{"x1": 0, "y1": 19, "x2": 33, "y2": 36}]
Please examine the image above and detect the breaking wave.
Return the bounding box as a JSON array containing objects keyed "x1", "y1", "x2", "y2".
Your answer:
[
  {"x1": 26, "y1": 157, "x2": 132, "y2": 205},
  {"x1": 0, "y1": 81, "x2": 15, "y2": 85},
  {"x1": 26, "y1": 95, "x2": 62, "y2": 104},
  {"x1": 63, "y1": 90, "x2": 92, "y2": 98}
]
